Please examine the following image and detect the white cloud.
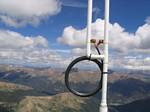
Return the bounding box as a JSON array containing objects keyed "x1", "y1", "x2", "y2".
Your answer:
[
  {"x1": 58, "y1": 18, "x2": 150, "y2": 53},
  {"x1": 61, "y1": 0, "x2": 87, "y2": 8},
  {"x1": 0, "y1": 30, "x2": 48, "y2": 49},
  {"x1": 0, "y1": 29, "x2": 75, "y2": 68},
  {"x1": 57, "y1": 19, "x2": 105, "y2": 47},
  {"x1": 71, "y1": 48, "x2": 86, "y2": 55},
  {"x1": 145, "y1": 16, "x2": 150, "y2": 24},
  {"x1": 109, "y1": 55, "x2": 150, "y2": 70},
  {"x1": 71, "y1": 47, "x2": 99, "y2": 56},
  {"x1": 124, "y1": 57, "x2": 150, "y2": 70},
  {"x1": 136, "y1": 23, "x2": 150, "y2": 49},
  {"x1": 0, "y1": 0, "x2": 61, "y2": 27},
  {"x1": 0, "y1": 29, "x2": 74, "y2": 67},
  {"x1": 0, "y1": 30, "x2": 56, "y2": 65},
  {"x1": 58, "y1": 18, "x2": 150, "y2": 70},
  {"x1": 57, "y1": 26, "x2": 87, "y2": 47}
]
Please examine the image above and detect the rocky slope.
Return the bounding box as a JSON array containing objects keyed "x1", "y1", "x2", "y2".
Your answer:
[{"x1": 0, "y1": 64, "x2": 149, "y2": 112}]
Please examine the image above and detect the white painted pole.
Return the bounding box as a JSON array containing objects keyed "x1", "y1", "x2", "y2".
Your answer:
[
  {"x1": 100, "y1": 0, "x2": 109, "y2": 112},
  {"x1": 86, "y1": 0, "x2": 93, "y2": 57}
]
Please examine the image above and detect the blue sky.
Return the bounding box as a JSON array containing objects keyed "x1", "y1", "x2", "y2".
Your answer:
[
  {"x1": 0, "y1": 0, "x2": 149, "y2": 70},
  {"x1": 1, "y1": 0, "x2": 150, "y2": 49}
]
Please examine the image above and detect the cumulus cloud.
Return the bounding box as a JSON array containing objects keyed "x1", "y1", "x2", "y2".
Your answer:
[
  {"x1": 71, "y1": 47, "x2": 100, "y2": 56},
  {"x1": 57, "y1": 26, "x2": 87, "y2": 47},
  {"x1": 0, "y1": 30, "x2": 57, "y2": 66},
  {"x1": 0, "y1": 29, "x2": 74, "y2": 68},
  {"x1": 57, "y1": 19, "x2": 105, "y2": 47},
  {"x1": 58, "y1": 18, "x2": 150, "y2": 70},
  {"x1": 71, "y1": 48, "x2": 86, "y2": 55},
  {"x1": 145, "y1": 16, "x2": 150, "y2": 24},
  {"x1": 0, "y1": 48, "x2": 65, "y2": 67},
  {"x1": 136, "y1": 24, "x2": 150, "y2": 49},
  {"x1": 0, "y1": 0, "x2": 61, "y2": 27},
  {"x1": 0, "y1": 30, "x2": 48, "y2": 49},
  {"x1": 109, "y1": 56, "x2": 150, "y2": 70},
  {"x1": 58, "y1": 18, "x2": 150, "y2": 53}
]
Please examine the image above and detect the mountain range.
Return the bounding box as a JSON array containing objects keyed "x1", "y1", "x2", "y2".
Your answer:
[{"x1": 0, "y1": 64, "x2": 149, "y2": 112}]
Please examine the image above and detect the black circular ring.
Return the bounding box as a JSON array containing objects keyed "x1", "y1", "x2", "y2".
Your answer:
[{"x1": 65, "y1": 56, "x2": 103, "y2": 97}]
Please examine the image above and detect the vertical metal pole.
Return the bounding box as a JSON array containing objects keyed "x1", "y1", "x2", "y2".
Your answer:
[
  {"x1": 100, "y1": 0, "x2": 109, "y2": 112},
  {"x1": 86, "y1": 0, "x2": 93, "y2": 57}
]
